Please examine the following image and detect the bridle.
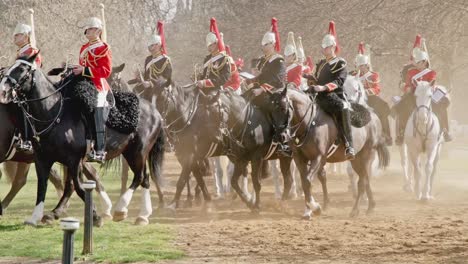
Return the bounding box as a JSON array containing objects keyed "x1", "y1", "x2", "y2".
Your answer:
[{"x1": 2, "y1": 59, "x2": 68, "y2": 137}]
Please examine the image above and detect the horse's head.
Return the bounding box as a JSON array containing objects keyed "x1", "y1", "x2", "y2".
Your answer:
[
  {"x1": 108, "y1": 63, "x2": 130, "y2": 92},
  {"x1": 343, "y1": 74, "x2": 367, "y2": 105},
  {"x1": 0, "y1": 53, "x2": 39, "y2": 104},
  {"x1": 414, "y1": 81, "x2": 433, "y2": 128},
  {"x1": 264, "y1": 87, "x2": 292, "y2": 135}
]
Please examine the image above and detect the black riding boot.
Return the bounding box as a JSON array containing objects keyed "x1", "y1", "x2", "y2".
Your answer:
[
  {"x1": 340, "y1": 109, "x2": 355, "y2": 160},
  {"x1": 87, "y1": 107, "x2": 107, "y2": 163},
  {"x1": 17, "y1": 111, "x2": 33, "y2": 153}
]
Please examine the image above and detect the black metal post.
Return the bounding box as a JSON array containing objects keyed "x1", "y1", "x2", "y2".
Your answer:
[
  {"x1": 82, "y1": 180, "x2": 96, "y2": 255},
  {"x1": 61, "y1": 217, "x2": 80, "y2": 264}
]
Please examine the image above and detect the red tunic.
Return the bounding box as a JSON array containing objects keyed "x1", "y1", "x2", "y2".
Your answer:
[
  {"x1": 223, "y1": 57, "x2": 241, "y2": 91},
  {"x1": 302, "y1": 65, "x2": 312, "y2": 75},
  {"x1": 352, "y1": 70, "x2": 381, "y2": 96},
  {"x1": 285, "y1": 63, "x2": 302, "y2": 89},
  {"x1": 79, "y1": 40, "x2": 112, "y2": 92},
  {"x1": 404, "y1": 68, "x2": 436, "y2": 93},
  {"x1": 17, "y1": 43, "x2": 42, "y2": 67}
]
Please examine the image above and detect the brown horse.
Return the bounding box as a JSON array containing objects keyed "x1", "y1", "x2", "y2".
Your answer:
[{"x1": 267, "y1": 87, "x2": 390, "y2": 219}]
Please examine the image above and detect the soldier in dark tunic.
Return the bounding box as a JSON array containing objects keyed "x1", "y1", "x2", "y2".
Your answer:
[{"x1": 305, "y1": 21, "x2": 355, "y2": 160}]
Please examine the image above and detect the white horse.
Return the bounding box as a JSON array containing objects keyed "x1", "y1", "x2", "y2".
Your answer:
[{"x1": 404, "y1": 81, "x2": 443, "y2": 200}]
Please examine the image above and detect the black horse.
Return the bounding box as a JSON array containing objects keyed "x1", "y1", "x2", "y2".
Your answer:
[{"x1": 0, "y1": 54, "x2": 165, "y2": 226}]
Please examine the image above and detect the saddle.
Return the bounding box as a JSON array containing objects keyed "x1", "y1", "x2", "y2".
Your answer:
[
  {"x1": 63, "y1": 75, "x2": 140, "y2": 134},
  {"x1": 315, "y1": 92, "x2": 371, "y2": 128}
]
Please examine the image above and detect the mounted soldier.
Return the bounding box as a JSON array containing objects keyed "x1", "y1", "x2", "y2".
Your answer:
[
  {"x1": 72, "y1": 16, "x2": 112, "y2": 163},
  {"x1": 13, "y1": 9, "x2": 41, "y2": 153},
  {"x1": 134, "y1": 21, "x2": 172, "y2": 92},
  {"x1": 304, "y1": 21, "x2": 355, "y2": 160},
  {"x1": 283, "y1": 32, "x2": 302, "y2": 90},
  {"x1": 351, "y1": 42, "x2": 392, "y2": 145},
  {"x1": 243, "y1": 18, "x2": 290, "y2": 156},
  {"x1": 394, "y1": 35, "x2": 452, "y2": 145},
  {"x1": 195, "y1": 18, "x2": 230, "y2": 92}
]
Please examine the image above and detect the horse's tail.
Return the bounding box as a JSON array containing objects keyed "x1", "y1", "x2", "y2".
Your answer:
[
  {"x1": 376, "y1": 141, "x2": 390, "y2": 169},
  {"x1": 149, "y1": 129, "x2": 165, "y2": 187}
]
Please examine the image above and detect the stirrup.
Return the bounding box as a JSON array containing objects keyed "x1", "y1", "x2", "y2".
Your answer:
[
  {"x1": 87, "y1": 150, "x2": 106, "y2": 164},
  {"x1": 17, "y1": 140, "x2": 33, "y2": 153},
  {"x1": 345, "y1": 147, "x2": 355, "y2": 160}
]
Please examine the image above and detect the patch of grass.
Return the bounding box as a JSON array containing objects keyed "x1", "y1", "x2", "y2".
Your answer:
[{"x1": 0, "y1": 164, "x2": 184, "y2": 263}]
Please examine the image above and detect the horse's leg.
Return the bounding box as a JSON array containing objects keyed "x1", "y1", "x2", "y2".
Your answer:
[
  {"x1": 43, "y1": 171, "x2": 74, "y2": 223},
  {"x1": 82, "y1": 162, "x2": 112, "y2": 220},
  {"x1": 349, "y1": 158, "x2": 367, "y2": 217},
  {"x1": 249, "y1": 159, "x2": 265, "y2": 212},
  {"x1": 135, "y1": 165, "x2": 152, "y2": 225},
  {"x1": 230, "y1": 161, "x2": 253, "y2": 209},
  {"x1": 184, "y1": 177, "x2": 193, "y2": 208},
  {"x1": 422, "y1": 142, "x2": 440, "y2": 200},
  {"x1": 279, "y1": 157, "x2": 293, "y2": 201},
  {"x1": 121, "y1": 157, "x2": 129, "y2": 195},
  {"x1": 411, "y1": 151, "x2": 422, "y2": 200},
  {"x1": 68, "y1": 164, "x2": 102, "y2": 227},
  {"x1": 317, "y1": 167, "x2": 330, "y2": 210},
  {"x1": 48, "y1": 167, "x2": 64, "y2": 198},
  {"x1": 270, "y1": 160, "x2": 282, "y2": 199},
  {"x1": 347, "y1": 161, "x2": 358, "y2": 197},
  {"x1": 212, "y1": 157, "x2": 224, "y2": 198},
  {"x1": 114, "y1": 157, "x2": 144, "y2": 221},
  {"x1": 289, "y1": 160, "x2": 298, "y2": 199},
  {"x1": 168, "y1": 163, "x2": 192, "y2": 209},
  {"x1": 400, "y1": 144, "x2": 413, "y2": 193},
  {"x1": 1, "y1": 162, "x2": 30, "y2": 210},
  {"x1": 296, "y1": 154, "x2": 322, "y2": 220},
  {"x1": 24, "y1": 158, "x2": 53, "y2": 226},
  {"x1": 192, "y1": 160, "x2": 212, "y2": 211},
  {"x1": 226, "y1": 161, "x2": 234, "y2": 193},
  {"x1": 241, "y1": 169, "x2": 251, "y2": 201}
]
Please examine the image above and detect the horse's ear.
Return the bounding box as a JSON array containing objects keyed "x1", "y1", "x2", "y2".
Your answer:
[
  {"x1": 281, "y1": 86, "x2": 288, "y2": 96},
  {"x1": 113, "y1": 63, "x2": 125, "y2": 73},
  {"x1": 27, "y1": 50, "x2": 40, "y2": 64}
]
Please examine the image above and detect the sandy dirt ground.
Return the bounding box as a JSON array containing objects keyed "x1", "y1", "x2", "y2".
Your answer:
[
  {"x1": 1, "y1": 146, "x2": 467, "y2": 264},
  {"x1": 156, "y1": 146, "x2": 468, "y2": 264}
]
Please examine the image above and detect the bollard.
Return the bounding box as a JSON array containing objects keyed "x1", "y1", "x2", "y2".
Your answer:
[
  {"x1": 82, "y1": 180, "x2": 96, "y2": 255},
  {"x1": 60, "y1": 217, "x2": 80, "y2": 264}
]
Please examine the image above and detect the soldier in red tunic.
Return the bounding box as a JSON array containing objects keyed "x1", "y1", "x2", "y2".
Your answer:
[
  {"x1": 72, "y1": 17, "x2": 112, "y2": 163},
  {"x1": 394, "y1": 35, "x2": 452, "y2": 145},
  {"x1": 283, "y1": 32, "x2": 302, "y2": 90},
  {"x1": 13, "y1": 20, "x2": 42, "y2": 152},
  {"x1": 351, "y1": 42, "x2": 392, "y2": 145}
]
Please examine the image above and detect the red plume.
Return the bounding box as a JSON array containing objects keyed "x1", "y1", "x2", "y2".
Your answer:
[
  {"x1": 225, "y1": 45, "x2": 232, "y2": 56},
  {"x1": 210, "y1": 17, "x2": 225, "y2": 52},
  {"x1": 157, "y1": 21, "x2": 166, "y2": 55},
  {"x1": 271, "y1": 18, "x2": 280, "y2": 52},
  {"x1": 413, "y1": 34, "x2": 422, "y2": 48},
  {"x1": 358, "y1": 42, "x2": 365, "y2": 55},
  {"x1": 306, "y1": 56, "x2": 314, "y2": 71},
  {"x1": 328, "y1": 21, "x2": 340, "y2": 54}
]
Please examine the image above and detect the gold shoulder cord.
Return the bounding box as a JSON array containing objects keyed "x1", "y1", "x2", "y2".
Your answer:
[
  {"x1": 149, "y1": 58, "x2": 170, "y2": 80},
  {"x1": 206, "y1": 56, "x2": 229, "y2": 79},
  {"x1": 85, "y1": 45, "x2": 110, "y2": 67}
]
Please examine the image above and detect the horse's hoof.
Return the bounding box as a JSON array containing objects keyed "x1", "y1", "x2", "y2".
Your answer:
[
  {"x1": 165, "y1": 202, "x2": 177, "y2": 212},
  {"x1": 301, "y1": 214, "x2": 312, "y2": 220},
  {"x1": 366, "y1": 208, "x2": 375, "y2": 215},
  {"x1": 403, "y1": 184, "x2": 413, "y2": 193},
  {"x1": 312, "y1": 206, "x2": 322, "y2": 216},
  {"x1": 349, "y1": 210, "x2": 359, "y2": 218},
  {"x1": 134, "y1": 216, "x2": 149, "y2": 226},
  {"x1": 182, "y1": 199, "x2": 193, "y2": 208},
  {"x1": 93, "y1": 216, "x2": 104, "y2": 228},
  {"x1": 194, "y1": 197, "x2": 202, "y2": 207},
  {"x1": 41, "y1": 214, "x2": 55, "y2": 225},
  {"x1": 113, "y1": 211, "x2": 127, "y2": 222},
  {"x1": 101, "y1": 213, "x2": 113, "y2": 221},
  {"x1": 24, "y1": 219, "x2": 38, "y2": 226}
]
